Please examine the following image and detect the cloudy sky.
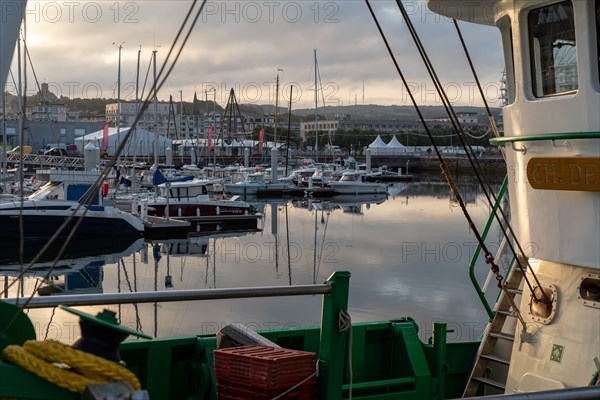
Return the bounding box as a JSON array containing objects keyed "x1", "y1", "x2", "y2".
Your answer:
[{"x1": 10, "y1": 0, "x2": 505, "y2": 109}]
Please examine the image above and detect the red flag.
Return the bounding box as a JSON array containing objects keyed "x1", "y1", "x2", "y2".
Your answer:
[
  {"x1": 208, "y1": 125, "x2": 213, "y2": 152},
  {"x1": 259, "y1": 128, "x2": 264, "y2": 155},
  {"x1": 103, "y1": 122, "x2": 109, "y2": 149}
]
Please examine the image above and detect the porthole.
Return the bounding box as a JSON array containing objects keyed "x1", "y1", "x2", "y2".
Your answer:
[{"x1": 578, "y1": 273, "x2": 600, "y2": 309}]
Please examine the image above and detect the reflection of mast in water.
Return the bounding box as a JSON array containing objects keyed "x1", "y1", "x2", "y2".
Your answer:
[
  {"x1": 316, "y1": 205, "x2": 331, "y2": 281},
  {"x1": 165, "y1": 244, "x2": 172, "y2": 288},
  {"x1": 213, "y1": 238, "x2": 216, "y2": 289},
  {"x1": 153, "y1": 244, "x2": 159, "y2": 338},
  {"x1": 285, "y1": 203, "x2": 291, "y2": 286},
  {"x1": 271, "y1": 203, "x2": 279, "y2": 277},
  {"x1": 120, "y1": 258, "x2": 142, "y2": 334},
  {"x1": 117, "y1": 258, "x2": 121, "y2": 323},
  {"x1": 312, "y1": 200, "x2": 318, "y2": 284}
]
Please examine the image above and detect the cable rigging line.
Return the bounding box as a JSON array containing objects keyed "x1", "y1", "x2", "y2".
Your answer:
[
  {"x1": 364, "y1": 0, "x2": 506, "y2": 290},
  {"x1": 394, "y1": 0, "x2": 548, "y2": 302},
  {"x1": 1, "y1": 0, "x2": 209, "y2": 318}
]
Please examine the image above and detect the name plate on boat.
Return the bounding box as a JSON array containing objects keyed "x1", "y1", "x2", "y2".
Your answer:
[{"x1": 527, "y1": 157, "x2": 600, "y2": 192}]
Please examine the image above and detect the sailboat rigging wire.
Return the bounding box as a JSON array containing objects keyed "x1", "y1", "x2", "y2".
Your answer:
[
  {"x1": 139, "y1": 52, "x2": 153, "y2": 107},
  {"x1": 364, "y1": 0, "x2": 504, "y2": 288},
  {"x1": 23, "y1": 42, "x2": 42, "y2": 100},
  {"x1": 1, "y1": 0, "x2": 209, "y2": 322},
  {"x1": 452, "y1": 20, "x2": 502, "y2": 140},
  {"x1": 394, "y1": 0, "x2": 548, "y2": 303}
]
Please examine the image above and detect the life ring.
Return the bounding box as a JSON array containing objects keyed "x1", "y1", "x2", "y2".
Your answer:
[{"x1": 30, "y1": 175, "x2": 38, "y2": 186}]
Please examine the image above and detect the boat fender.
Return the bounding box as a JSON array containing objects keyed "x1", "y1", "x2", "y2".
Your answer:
[{"x1": 101, "y1": 182, "x2": 109, "y2": 197}]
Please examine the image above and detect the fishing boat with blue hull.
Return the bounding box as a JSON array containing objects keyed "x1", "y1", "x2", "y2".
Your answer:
[{"x1": 1, "y1": 0, "x2": 599, "y2": 399}]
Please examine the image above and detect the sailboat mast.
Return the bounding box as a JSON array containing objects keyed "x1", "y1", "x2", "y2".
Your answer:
[
  {"x1": 314, "y1": 50, "x2": 318, "y2": 162},
  {"x1": 285, "y1": 85, "x2": 293, "y2": 176},
  {"x1": 274, "y1": 69, "x2": 282, "y2": 145},
  {"x1": 134, "y1": 46, "x2": 141, "y2": 165},
  {"x1": 152, "y1": 49, "x2": 159, "y2": 167},
  {"x1": 114, "y1": 42, "x2": 124, "y2": 153}
]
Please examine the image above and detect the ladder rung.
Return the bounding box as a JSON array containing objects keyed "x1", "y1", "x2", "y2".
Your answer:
[
  {"x1": 489, "y1": 332, "x2": 515, "y2": 341},
  {"x1": 505, "y1": 288, "x2": 523, "y2": 295},
  {"x1": 472, "y1": 376, "x2": 506, "y2": 391},
  {"x1": 480, "y1": 353, "x2": 510, "y2": 365},
  {"x1": 496, "y1": 309, "x2": 515, "y2": 317}
]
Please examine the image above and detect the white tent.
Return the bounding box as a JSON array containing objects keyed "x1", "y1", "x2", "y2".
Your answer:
[
  {"x1": 386, "y1": 135, "x2": 407, "y2": 154},
  {"x1": 74, "y1": 127, "x2": 173, "y2": 157},
  {"x1": 368, "y1": 135, "x2": 388, "y2": 155}
]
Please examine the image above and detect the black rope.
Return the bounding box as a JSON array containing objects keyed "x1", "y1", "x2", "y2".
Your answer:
[
  {"x1": 364, "y1": 0, "x2": 504, "y2": 286},
  {"x1": 1, "y1": 0, "x2": 209, "y2": 319},
  {"x1": 395, "y1": 0, "x2": 548, "y2": 302}
]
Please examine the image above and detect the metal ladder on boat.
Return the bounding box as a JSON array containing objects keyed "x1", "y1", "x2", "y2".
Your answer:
[
  {"x1": 463, "y1": 257, "x2": 525, "y2": 397},
  {"x1": 463, "y1": 177, "x2": 527, "y2": 397}
]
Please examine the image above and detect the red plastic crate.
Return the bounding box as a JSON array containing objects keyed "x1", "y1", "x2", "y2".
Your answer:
[{"x1": 214, "y1": 345, "x2": 317, "y2": 397}]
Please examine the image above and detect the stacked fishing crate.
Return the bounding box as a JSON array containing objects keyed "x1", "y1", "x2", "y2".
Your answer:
[{"x1": 214, "y1": 345, "x2": 317, "y2": 399}]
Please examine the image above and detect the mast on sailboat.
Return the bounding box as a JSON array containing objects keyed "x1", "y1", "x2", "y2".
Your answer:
[
  {"x1": 314, "y1": 50, "x2": 318, "y2": 162},
  {"x1": 274, "y1": 68, "x2": 283, "y2": 146},
  {"x1": 113, "y1": 42, "x2": 124, "y2": 156},
  {"x1": 152, "y1": 49, "x2": 159, "y2": 167}
]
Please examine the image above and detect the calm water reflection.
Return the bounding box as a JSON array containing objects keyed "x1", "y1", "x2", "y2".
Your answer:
[{"x1": 3, "y1": 179, "x2": 506, "y2": 343}]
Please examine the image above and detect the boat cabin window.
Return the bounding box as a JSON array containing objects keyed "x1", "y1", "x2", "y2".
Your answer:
[
  {"x1": 340, "y1": 173, "x2": 360, "y2": 182},
  {"x1": 528, "y1": 1, "x2": 578, "y2": 97}
]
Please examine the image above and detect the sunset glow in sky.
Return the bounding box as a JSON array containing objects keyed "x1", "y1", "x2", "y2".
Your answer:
[{"x1": 8, "y1": 1, "x2": 504, "y2": 109}]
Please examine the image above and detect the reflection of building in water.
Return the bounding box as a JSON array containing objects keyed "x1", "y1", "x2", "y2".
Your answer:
[{"x1": 407, "y1": 182, "x2": 485, "y2": 205}]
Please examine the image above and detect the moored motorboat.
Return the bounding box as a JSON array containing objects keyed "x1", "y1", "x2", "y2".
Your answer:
[
  {"x1": 223, "y1": 172, "x2": 288, "y2": 195},
  {"x1": 145, "y1": 178, "x2": 254, "y2": 218},
  {"x1": 327, "y1": 170, "x2": 388, "y2": 194},
  {"x1": 0, "y1": 169, "x2": 144, "y2": 242}
]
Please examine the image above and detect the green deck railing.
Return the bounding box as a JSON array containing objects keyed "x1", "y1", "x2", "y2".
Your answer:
[
  {"x1": 490, "y1": 131, "x2": 600, "y2": 146},
  {"x1": 468, "y1": 176, "x2": 509, "y2": 320}
]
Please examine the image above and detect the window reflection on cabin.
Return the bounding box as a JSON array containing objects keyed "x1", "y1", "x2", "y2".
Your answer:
[{"x1": 529, "y1": 1, "x2": 578, "y2": 97}]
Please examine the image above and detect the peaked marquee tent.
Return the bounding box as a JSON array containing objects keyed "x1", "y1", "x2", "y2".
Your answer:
[{"x1": 74, "y1": 127, "x2": 173, "y2": 157}]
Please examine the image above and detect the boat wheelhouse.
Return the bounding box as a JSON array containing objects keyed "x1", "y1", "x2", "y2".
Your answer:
[
  {"x1": 428, "y1": 0, "x2": 600, "y2": 395},
  {"x1": 145, "y1": 179, "x2": 253, "y2": 218}
]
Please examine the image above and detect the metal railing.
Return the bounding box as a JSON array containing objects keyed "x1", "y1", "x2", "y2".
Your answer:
[
  {"x1": 6, "y1": 153, "x2": 84, "y2": 168},
  {"x1": 6, "y1": 284, "x2": 331, "y2": 309},
  {"x1": 468, "y1": 176, "x2": 509, "y2": 319}
]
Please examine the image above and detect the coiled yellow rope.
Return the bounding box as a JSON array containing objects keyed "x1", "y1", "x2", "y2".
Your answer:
[{"x1": 2, "y1": 340, "x2": 141, "y2": 393}]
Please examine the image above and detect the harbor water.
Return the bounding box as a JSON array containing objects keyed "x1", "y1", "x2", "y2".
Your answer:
[{"x1": 3, "y1": 177, "x2": 507, "y2": 344}]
